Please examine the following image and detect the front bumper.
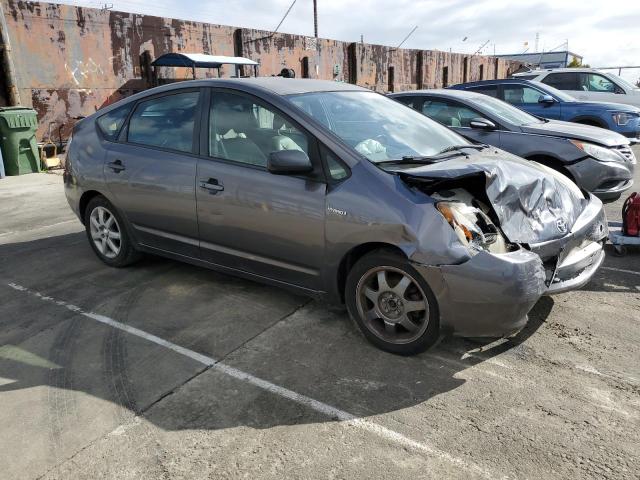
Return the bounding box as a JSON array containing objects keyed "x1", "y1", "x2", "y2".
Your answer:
[
  {"x1": 568, "y1": 157, "x2": 635, "y2": 201},
  {"x1": 414, "y1": 249, "x2": 546, "y2": 338},
  {"x1": 530, "y1": 194, "x2": 608, "y2": 295},
  {"x1": 413, "y1": 194, "x2": 607, "y2": 337}
]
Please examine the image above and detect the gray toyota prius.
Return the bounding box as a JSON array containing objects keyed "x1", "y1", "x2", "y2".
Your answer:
[{"x1": 64, "y1": 78, "x2": 608, "y2": 355}]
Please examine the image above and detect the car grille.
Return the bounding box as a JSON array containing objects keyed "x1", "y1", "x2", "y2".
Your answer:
[{"x1": 615, "y1": 146, "x2": 637, "y2": 164}]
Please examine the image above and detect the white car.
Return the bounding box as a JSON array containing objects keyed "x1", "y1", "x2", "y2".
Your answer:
[{"x1": 513, "y1": 68, "x2": 640, "y2": 108}]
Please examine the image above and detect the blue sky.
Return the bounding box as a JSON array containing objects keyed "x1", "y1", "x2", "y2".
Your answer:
[{"x1": 52, "y1": 0, "x2": 640, "y2": 83}]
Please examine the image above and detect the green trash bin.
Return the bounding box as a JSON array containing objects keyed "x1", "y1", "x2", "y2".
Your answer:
[{"x1": 0, "y1": 107, "x2": 41, "y2": 176}]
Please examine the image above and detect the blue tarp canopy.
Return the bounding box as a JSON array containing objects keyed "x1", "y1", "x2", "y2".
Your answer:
[{"x1": 151, "y1": 53, "x2": 259, "y2": 69}]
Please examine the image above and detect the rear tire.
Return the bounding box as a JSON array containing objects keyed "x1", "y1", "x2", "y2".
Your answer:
[
  {"x1": 84, "y1": 196, "x2": 141, "y2": 267},
  {"x1": 345, "y1": 250, "x2": 440, "y2": 355}
]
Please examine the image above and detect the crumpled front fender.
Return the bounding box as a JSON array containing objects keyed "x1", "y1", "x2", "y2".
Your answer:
[{"x1": 414, "y1": 248, "x2": 546, "y2": 337}]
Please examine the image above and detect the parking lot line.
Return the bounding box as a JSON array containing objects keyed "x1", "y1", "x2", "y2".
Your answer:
[
  {"x1": 601, "y1": 266, "x2": 640, "y2": 277},
  {"x1": 5, "y1": 282, "x2": 496, "y2": 479}
]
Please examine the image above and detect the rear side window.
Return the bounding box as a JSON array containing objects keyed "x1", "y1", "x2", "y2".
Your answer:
[
  {"x1": 127, "y1": 91, "x2": 200, "y2": 153},
  {"x1": 542, "y1": 72, "x2": 579, "y2": 90},
  {"x1": 503, "y1": 85, "x2": 546, "y2": 104},
  {"x1": 468, "y1": 85, "x2": 498, "y2": 97},
  {"x1": 97, "y1": 104, "x2": 131, "y2": 141}
]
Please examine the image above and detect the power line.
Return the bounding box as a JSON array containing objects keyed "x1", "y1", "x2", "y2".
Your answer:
[
  {"x1": 393, "y1": 26, "x2": 418, "y2": 50},
  {"x1": 272, "y1": 0, "x2": 296, "y2": 35}
]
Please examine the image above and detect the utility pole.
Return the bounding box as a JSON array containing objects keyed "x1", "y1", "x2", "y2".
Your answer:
[
  {"x1": 0, "y1": 1, "x2": 21, "y2": 105},
  {"x1": 313, "y1": 0, "x2": 318, "y2": 38}
]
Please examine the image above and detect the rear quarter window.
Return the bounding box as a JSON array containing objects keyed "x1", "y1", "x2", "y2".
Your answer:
[{"x1": 97, "y1": 104, "x2": 132, "y2": 141}]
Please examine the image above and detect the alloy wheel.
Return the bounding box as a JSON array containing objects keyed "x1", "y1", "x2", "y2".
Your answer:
[
  {"x1": 355, "y1": 266, "x2": 429, "y2": 344},
  {"x1": 89, "y1": 206, "x2": 122, "y2": 259}
]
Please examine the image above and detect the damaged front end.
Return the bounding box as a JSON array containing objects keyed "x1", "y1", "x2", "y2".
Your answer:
[{"x1": 397, "y1": 152, "x2": 607, "y2": 337}]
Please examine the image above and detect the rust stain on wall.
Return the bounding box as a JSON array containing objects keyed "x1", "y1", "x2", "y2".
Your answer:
[{"x1": 1, "y1": 0, "x2": 521, "y2": 139}]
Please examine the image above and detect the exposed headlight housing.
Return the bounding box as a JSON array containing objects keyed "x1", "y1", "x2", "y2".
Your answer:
[
  {"x1": 436, "y1": 198, "x2": 510, "y2": 255},
  {"x1": 569, "y1": 140, "x2": 625, "y2": 163}
]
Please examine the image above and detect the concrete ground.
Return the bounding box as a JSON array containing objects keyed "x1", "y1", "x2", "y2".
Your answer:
[{"x1": 1, "y1": 148, "x2": 639, "y2": 480}]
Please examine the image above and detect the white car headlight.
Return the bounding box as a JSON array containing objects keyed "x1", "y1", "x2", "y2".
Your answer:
[{"x1": 569, "y1": 140, "x2": 625, "y2": 163}]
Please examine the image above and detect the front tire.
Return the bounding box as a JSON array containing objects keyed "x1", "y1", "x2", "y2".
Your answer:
[
  {"x1": 84, "y1": 196, "x2": 140, "y2": 267},
  {"x1": 345, "y1": 250, "x2": 440, "y2": 355}
]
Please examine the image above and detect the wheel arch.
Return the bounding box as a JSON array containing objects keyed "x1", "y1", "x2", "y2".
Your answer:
[
  {"x1": 336, "y1": 242, "x2": 408, "y2": 303},
  {"x1": 569, "y1": 116, "x2": 607, "y2": 129},
  {"x1": 78, "y1": 190, "x2": 105, "y2": 224}
]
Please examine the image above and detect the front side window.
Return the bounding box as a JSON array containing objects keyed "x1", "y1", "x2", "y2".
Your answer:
[
  {"x1": 421, "y1": 99, "x2": 482, "y2": 127},
  {"x1": 286, "y1": 91, "x2": 469, "y2": 163},
  {"x1": 393, "y1": 96, "x2": 417, "y2": 109},
  {"x1": 502, "y1": 85, "x2": 546, "y2": 104},
  {"x1": 209, "y1": 91, "x2": 310, "y2": 168},
  {"x1": 472, "y1": 95, "x2": 543, "y2": 126},
  {"x1": 578, "y1": 73, "x2": 617, "y2": 92},
  {"x1": 127, "y1": 91, "x2": 200, "y2": 153},
  {"x1": 97, "y1": 104, "x2": 132, "y2": 141},
  {"x1": 542, "y1": 72, "x2": 579, "y2": 90}
]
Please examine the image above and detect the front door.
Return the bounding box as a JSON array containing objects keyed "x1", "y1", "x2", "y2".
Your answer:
[
  {"x1": 196, "y1": 89, "x2": 326, "y2": 291},
  {"x1": 418, "y1": 97, "x2": 503, "y2": 147},
  {"x1": 501, "y1": 84, "x2": 562, "y2": 120},
  {"x1": 103, "y1": 89, "x2": 201, "y2": 257}
]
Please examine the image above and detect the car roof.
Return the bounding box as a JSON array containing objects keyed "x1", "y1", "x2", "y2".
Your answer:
[
  {"x1": 391, "y1": 89, "x2": 487, "y2": 100},
  {"x1": 451, "y1": 79, "x2": 540, "y2": 88},
  {"x1": 149, "y1": 77, "x2": 368, "y2": 96},
  {"x1": 514, "y1": 68, "x2": 600, "y2": 75}
]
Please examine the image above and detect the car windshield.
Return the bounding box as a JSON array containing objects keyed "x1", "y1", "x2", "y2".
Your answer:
[
  {"x1": 472, "y1": 95, "x2": 545, "y2": 126},
  {"x1": 286, "y1": 91, "x2": 470, "y2": 163},
  {"x1": 607, "y1": 72, "x2": 639, "y2": 91},
  {"x1": 529, "y1": 81, "x2": 577, "y2": 102}
]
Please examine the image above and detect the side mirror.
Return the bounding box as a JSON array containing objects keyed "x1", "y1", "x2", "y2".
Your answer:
[
  {"x1": 538, "y1": 94, "x2": 556, "y2": 105},
  {"x1": 614, "y1": 86, "x2": 625, "y2": 95},
  {"x1": 469, "y1": 118, "x2": 496, "y2": 130},
  {"x1": 267, "y1": 149, "x2": 313, "y2": 175}
]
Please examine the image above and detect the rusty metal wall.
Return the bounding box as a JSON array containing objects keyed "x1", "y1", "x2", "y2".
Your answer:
[{"x1": 1, "y1": 0, "x2": 521, "y2": 140}]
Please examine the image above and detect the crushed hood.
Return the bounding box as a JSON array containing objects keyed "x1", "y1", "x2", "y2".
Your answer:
[{"x1": 397, "y1": 149, "x2": 587, "y2": 244}]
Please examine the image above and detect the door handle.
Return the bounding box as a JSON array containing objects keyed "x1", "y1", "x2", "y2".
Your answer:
[
  {"x1": 199, "y1": 178, "x2": 224, "y2": 193},
  {"x1": 107, "y1": 159, "x2": 126, "y2": 172}
]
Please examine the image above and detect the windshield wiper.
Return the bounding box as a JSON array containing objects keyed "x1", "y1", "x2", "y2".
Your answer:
[
  {"x1": 376, "y1": 156, "x2": 441, "y2": 166},
  {"x1": 377, "y1": 145, "x2": 490, "y2": 166},
  {"x1": 436, "y1": 144, "x2": 488, "y2": 155}
]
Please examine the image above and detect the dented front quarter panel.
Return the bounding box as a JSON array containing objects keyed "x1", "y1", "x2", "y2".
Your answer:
[{"x1": 414, "y1": 248, "x2": 546, "y2": 337}]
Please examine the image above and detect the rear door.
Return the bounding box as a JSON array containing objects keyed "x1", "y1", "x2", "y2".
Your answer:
[
  {"x1": 500, "y1": 83, "x2": 562, "y2": 120},
  {"x1": 103, "y1": 89, "x2": 201, "y2": 257},
  {"x1": 195, "y1": 88, "x2": 327, "y2": 291},
  {"x1": 540, "y1": 72, "x2": 581, "y2": 98}
]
